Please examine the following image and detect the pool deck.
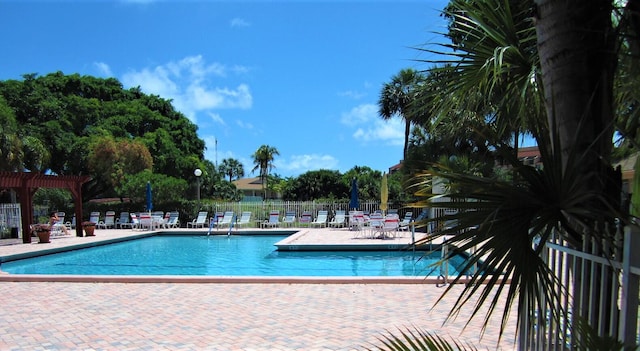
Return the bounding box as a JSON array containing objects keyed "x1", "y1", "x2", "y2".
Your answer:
[{"x1": 0, "y1": 226, "x2": 517, "y2": 350}]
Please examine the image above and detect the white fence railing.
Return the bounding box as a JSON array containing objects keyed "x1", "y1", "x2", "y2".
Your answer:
[{"x1": 520, "y1": 224, "x2": 640, "y2": 350}]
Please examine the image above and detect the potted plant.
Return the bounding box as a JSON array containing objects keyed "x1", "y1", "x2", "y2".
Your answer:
[
  {"x1": 33, "y1": 224, "x2": 51, "y2": 243},
  {"x1": 82, "y1": 221, "x2": 96, "y2": 236}
]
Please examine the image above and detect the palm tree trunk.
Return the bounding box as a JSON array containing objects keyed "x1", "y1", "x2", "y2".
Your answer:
[
  {"x1": 535, "y1": 0, "x2": 620, "y2": 344},
  {"x1": 535, "y1": 0, "x2": 616, "y2": 171}
]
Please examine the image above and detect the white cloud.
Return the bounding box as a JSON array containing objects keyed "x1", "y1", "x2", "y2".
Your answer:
[
  {"x1": 208, "y1": 112, "x2": 225, "y2": 125},
  {"x1": 120, "y1": 55, "x2": 253, "y2": 123},
  {"x1": 340, "y1": 103, "x2": 377, "y2": 126},
  {"x1": 340, "y1": 103, "x2": 404, "y2": 146},
  {"x1": 277, "y1": 154, "x2": 339, "y2": 175},
  {"x1": 236, "y1": 120, "x2": 254, "y2": 129},
  {"x1": 230, "y1": 18, "x2": 251, "y2": 28},
  {"x1": 93, "y1": 62, "x2": 113, "y2": 77},
  {"x1": 338, "y1": 90, "x2": 365, "y2": 100}
]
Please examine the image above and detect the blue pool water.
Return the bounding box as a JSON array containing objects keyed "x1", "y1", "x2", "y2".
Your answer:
[{"x1": 1, "y1": 235, "x2": 465, "y2": 277}]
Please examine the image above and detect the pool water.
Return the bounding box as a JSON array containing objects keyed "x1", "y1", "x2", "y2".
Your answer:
[{"x1": 1, "y1": 235, "x2": 466, "y2": 277}]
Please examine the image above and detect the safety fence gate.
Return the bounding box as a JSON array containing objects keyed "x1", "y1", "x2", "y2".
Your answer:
[
  {"x1": 520, "y1": 224, "x2": 640, "y2": 350},
  {"x1": 0, "y1": 203, "x2": 21, "y2": 238}
]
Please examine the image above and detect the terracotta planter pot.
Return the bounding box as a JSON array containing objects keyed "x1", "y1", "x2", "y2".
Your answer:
[
  {"x1": 83, "y1": 225, "x2": 96, "y2": 236},
  {"x1": 36, "y1": 230, "x2": 51, "y2": 243}
]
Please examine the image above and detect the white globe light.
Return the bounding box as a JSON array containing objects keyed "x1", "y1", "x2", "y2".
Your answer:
[{"x1": 194, "y1": 168, "x2": 202, "y2": 177}]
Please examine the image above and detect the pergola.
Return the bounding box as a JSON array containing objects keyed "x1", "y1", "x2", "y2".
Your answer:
[{"x1": 0, "y1": 172, "x2": 91, "y2": 243}]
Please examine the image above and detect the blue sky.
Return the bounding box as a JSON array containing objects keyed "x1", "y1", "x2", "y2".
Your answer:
[{"x1": 1, "y1": 0, "x2": 451, "y2": 178}]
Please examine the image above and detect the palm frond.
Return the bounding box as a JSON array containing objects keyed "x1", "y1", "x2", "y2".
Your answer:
[{"x1": 369, "y1": 326, "x2": 477, "y2": 351}]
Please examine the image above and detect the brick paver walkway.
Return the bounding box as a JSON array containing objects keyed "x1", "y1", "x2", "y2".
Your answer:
[{"x1": 0, "y1": 228, "x2": 517, "y2": 350}]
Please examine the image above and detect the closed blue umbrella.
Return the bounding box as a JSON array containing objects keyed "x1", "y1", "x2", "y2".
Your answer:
[
  {"x1": 146, "y1": 181, "x2": 153, "y2": 212},
  {"x1": 349, "y1": 178, "x2": 359, "y2": 210}
]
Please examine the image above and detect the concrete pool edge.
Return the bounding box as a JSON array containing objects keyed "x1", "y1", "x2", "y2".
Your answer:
[{"x1": 0, "y1": 273, "x2": 509, "y2": 284}]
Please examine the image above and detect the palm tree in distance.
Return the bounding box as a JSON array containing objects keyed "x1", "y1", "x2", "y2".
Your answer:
[
  {"x1": 378, "y1": 68, "x2": 424, "y2": 161},
  {"x1": 251, "y1": 145, "x2": 279, "y2": 199},
  {"x1": 218, "y1": 158, "x2": 244, "y2": 182}
]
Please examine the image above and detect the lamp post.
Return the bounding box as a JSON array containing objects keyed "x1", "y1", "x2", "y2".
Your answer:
[{"x1": 194, "y1": 168, "x2": 202, "y2": 212}]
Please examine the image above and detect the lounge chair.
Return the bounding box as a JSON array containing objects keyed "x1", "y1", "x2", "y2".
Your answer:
[
  {"x1": 282, "y1": 211, "x2": 296, "y2": 227},
  {"x1": 298, "y1": 211, "x2": 313, "y2": 227},
  {"x1": 216, "y1": 211, "x2": 235, "y2": 229},
  {"x1": 380, "y1": 214, "x2": 400, "y2": 238},
  {"x1": 97, "y1": 211, "x2": 116, "y2": 229},
  {"x1": 129, "y1": 213, "x2": 141, "y2": 230},
  {"x1": 165, "y1": 211, "x2": 180, "y2": 228},
  {"x1": 51, "y1": 212, "x2": 68, "y2": 236},
  {"x1": 398, "y1": 211, "x2": 413, "y2": 231},
  {"x1": 349, "y1": 211, "x2": 366, "y2": 237},
  {"x1": 236, "y1": 211, "x2": 252, "y2": 228},
  {"x1": 138, "y1": 212, "x2": 153, "y2": 230},
  {"x1": 261, "y1": 210, "x2": 280, "y2": 228},
  {"x1": 328, "y1": 210, "x2": 346, "y2": 228},
  {"x1": 116, "y1": 212, "x2": 132, "y2": 229},
  {"x1": 187, "y1": 211, "x2": 209, "y2": 228},
  {"x1": 310, "y1": 210, "x2": 328, "y2": 228},
  {"x1": 368, "y1": 212, "x2": 384, "y2": 238},
  {"x1": 89, "y1": 212, "x2": 101, "y2": 228},
  {"x1": 65, "y1": 215, "x2": 76, "y2": 230}
]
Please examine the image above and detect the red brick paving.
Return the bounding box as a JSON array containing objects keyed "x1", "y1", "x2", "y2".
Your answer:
[
  {"x1": 0, "y1": 282, "x2": 516, "y2": 350},
  {"x1": 0, "y1": 228, "x2": 517, "y2": 350}
]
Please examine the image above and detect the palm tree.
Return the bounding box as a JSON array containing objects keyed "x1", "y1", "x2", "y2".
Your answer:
[
  {"x1": 378, "y1": 68, "x2": 424, "y2": 160},
  {"x1": 218, "y1": 158, "x2": 244, "y2": 182},
  {"x1": 251, "y1": 145, "x2": 279, "y2": 199}
]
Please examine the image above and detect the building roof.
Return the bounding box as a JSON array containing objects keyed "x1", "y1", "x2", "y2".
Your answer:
[{"x1": 232, "y1": 177, "x2": 264, "y2": 191}]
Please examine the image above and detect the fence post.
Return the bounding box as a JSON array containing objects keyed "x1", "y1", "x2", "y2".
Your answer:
[{"x1": 619, "y1": 225, "x2": 640, "y2": 350}]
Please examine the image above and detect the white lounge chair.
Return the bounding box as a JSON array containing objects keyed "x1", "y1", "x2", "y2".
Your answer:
[
  {"x1": 368, "y1": 213, "x2": 385, "y2": 238},
  {"x1": 216, "y1": 211, "x2": 235, "y2": 229},
  {"x1": 236, "y1": 211, "x2": 252, "y2": 228},
  {"x1": 261, "y1": 210, "x2": 280, "y2": 228},
  {"x1": 310, "y1": 210, "x2": 328, "y2": 228},
  {"x1": 138, "y1": 212, "x2": 153, "y2": 230},
  {"x1": 187, "y1": 211, "x2": 209, "y2": 228},
  {"x1": 328, "y1": 210, "x2": 346, "y2": 228},
  {"x1": 116, "y1": 212, "x2": 132, "y2": 229},
  {"x1": 165, "y1": 211, "x2": 180, "y2": 228},
  {"x1": 97, "y1": 211, "x2": 116, "y2": 229},
  {"x1": 89, "y1": 212, "x2": 101, "y2": 229},
  {"x1": 349, "y1": 211, "x2": 367, "y2": 237},
  {"x1": 282, "y1": 211, "x2": 296, "y2": 227},
  {"x1": 398, "y1": 211, "x2": 413, "y2": 231},
  {"x1": 51, "y1": 212, "x2": 68, "y2": 236}
]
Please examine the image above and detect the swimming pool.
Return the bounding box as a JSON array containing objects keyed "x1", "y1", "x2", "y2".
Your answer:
[{"x1": 0, "y1": 235, "x2": 466, "y2": 277}]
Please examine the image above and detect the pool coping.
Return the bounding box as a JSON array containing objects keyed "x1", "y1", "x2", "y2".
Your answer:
[{"x1": 0, "y1": 227, "x2": 486, "y2": 284}]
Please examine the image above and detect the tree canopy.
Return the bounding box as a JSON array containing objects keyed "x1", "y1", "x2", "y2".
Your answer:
[{"x1": 0, "y1": 72, "x2": 206, "y2": 200}]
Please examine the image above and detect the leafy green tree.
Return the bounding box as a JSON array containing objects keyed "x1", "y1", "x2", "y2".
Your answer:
[
  {"x1": 88, "y1": 136, "x2": 153, "y2": 198},
  {"x1": 119, "y1": 170, "x2": 188, "y2": 205},
  {"x1": 341, "y1": 166, "x2": 384, "y2": 202},
  {"x1": 0, "y1": 72, "x2": 206, "y2": 200},
  {"x1": 219, "y1": 158, "x2": 245, "y2": 182},
  {"x1": 283, "y1": 170, "x2": 348, "y2": 201},
  {"x1": 0, "y1": 96, "x2": 23, "y2": 171},
  {"x1": 251, "y1": 145, "x2": 279, "y2": 199}
]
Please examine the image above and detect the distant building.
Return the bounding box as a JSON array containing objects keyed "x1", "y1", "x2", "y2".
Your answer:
[
  {"x1": 517, "y1": 146, "x2": 542, "y2": 168},
  {"x1": 389, "y1": 160, "x2": 403, "y2": 175},
  {"x1": 232, "y1": 177, "x2": 279, "y2": 201},
  {"x1": 232, "y1": 177, "x2": 263, "y2": 201}
]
